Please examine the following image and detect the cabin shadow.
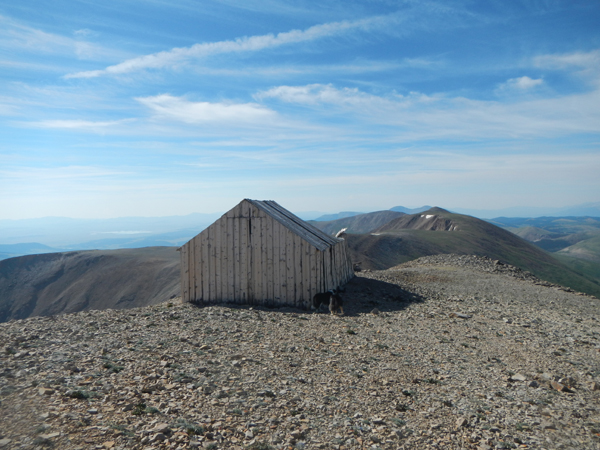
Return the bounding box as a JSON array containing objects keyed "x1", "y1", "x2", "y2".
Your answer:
[
  {"x1": 188, "y1": 273, "x2": 425, "y2": 317},
  {"x1": 330, "y1": 274, "x2": 425, "y2": 316}
]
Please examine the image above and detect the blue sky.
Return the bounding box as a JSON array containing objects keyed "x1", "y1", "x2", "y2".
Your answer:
[{"x1": 1, "y1": 0, "x2": 599, "y2": 219}]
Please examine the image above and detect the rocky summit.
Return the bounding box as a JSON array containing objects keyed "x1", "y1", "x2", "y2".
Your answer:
[{"x1": 1, "y1": 254, "x2": 599, "y2": 450}]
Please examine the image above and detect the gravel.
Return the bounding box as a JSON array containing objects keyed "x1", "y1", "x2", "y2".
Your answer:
[{"x1": 1, "y1": 254, "x2": 599, "y2": 450}]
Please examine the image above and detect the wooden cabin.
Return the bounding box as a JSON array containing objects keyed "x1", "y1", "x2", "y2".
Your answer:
[{"x1": 180, "y1": 199, "x2": 354, "y2": 309}]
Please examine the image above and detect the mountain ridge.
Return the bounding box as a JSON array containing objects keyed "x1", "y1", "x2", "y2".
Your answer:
[{"x1": 2, "y1": 207, "x2": 600, "y2": 323}]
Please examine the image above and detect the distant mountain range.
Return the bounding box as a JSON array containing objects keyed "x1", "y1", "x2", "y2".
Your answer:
[
  {"x1": 1, "y1": 201, "x2": 599, "y2": 261},
  {"x1": 449, "y1": 201, "x2": 600, "y2": 219},
  {"x1": 2, "y1": 206, "x2": 600, "y2": 323},
  {"x1": 0, "y1": 212, "x2": 222, "y2": 259},
  {"x1": 310, "y1": 207, "x2": 600, "y2": 299}
]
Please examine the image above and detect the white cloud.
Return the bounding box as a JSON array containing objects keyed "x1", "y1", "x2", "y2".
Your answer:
[
  {"x1": 257, "y1": 84, "x2": 369, "y2": 105},
  {"x1": 65, "y1": 14, "x2": 394, "y2": 78},
  {"x1": 256, "y1": 82, "x2": 600, "y2": 139},
  {"x1": 499, "y1": 76, "x2": 544, "y2": 91},
  {"x1": 74, "y1": 28, "x2": 95, "y2": 37},
  {"x1": 256, "y1": 83, "x2": 406, "y2": 115},
  {"x1": 136, "y1": 94, "x2": 277, "y2": 124},
  {"x1": 28, "y1": 119, "x2": 134, "y2": 130},
  {"x1": 535, "y1": 49, "x2": 600, "y2": 69},
  {"x1": 534, "y1": 49, "x2": 600, "y2": 85},
  {"x1": 0, "y1": 14, "x2": 73, "y2": 54}
]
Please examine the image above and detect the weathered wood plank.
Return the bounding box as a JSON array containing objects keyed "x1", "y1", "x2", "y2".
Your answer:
[
  {"x1": 281, "y1": 222, "x2": 289, "y2": 304},
  {"x1": 194, "y1": 235, "x2": 201, "y2": 301},
  {"x1": 207, "y1": 225, "x2": 216, "y2": 302},
  {"x1": 283, "y1": 226, "x2": 292, "y2": 306},
  {"x1": 271, "y1": 220, "x2": 280, "y2": 304},
  {"x1": 180, "y1": 244, "x2": 188, "y2": 302},
  {"x1": 302, "y1": 239, "x2": 310, "y2": 305},
  {"x1": 221, "y1": 212, "x2": 227, "y2": 301},
  {"x1": 233, "y1": 215, "x2": 240, "y2": 302},
  {"x1": 265, "y1": 215, "x2": 273, "y2": 305},
  {"x1": 226, "y1": 211, "x2": 234, "y2": 301},
  {"x1": 293, "y1": 233, "x2": 302, "y2": 306},
  {"x1": 250, "y1": 206, "x2": 260, "y2": 304},
  {"x1": 313, "y1": 248, "x2": 320, "y2": 296},
  {"x1": 240, "y1": 211, "x2": 248, "y2": 303},
  {"x1": 324, "y1": 248, "x2": 330, "y2": 292},
  {"x1": 260, "y1": 210, "x2": 268, "y2": 304},
  {"x1": 201, "y1": 230, "x2": 209, "y2": 302}
]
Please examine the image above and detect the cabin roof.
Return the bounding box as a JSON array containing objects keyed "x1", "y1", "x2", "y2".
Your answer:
[{"x1": 245, "y1": 199, "x2": 342, "y2": 252}]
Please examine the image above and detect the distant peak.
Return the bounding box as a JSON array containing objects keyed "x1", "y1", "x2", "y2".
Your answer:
[{"x1": 424, "y1": 207, "x2": 450, "y2": 214}]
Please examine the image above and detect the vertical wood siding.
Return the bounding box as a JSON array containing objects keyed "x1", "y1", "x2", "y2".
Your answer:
[{"x1": 181, "y1": 199, "x2": 354, "y2": 307}]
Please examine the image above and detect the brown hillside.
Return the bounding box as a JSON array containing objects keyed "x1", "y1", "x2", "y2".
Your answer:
[
  {"x1": 345, "y1": 208, "x2": 600, "y2": 298},
  {"x1": 0, "y1": 247, "x2": 180, "y2": 322}
]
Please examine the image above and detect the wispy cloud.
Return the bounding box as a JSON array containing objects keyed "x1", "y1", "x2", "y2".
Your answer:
[
  {"x1": 0, "y1": 15, "x2": 126, "y2": 62},
  {"x1": 534, "y1": 49, "x2": 600, "y2": 85},
  {"x1": 257, "y1": 82, "x2": 600, "y2": 139},
  {"x1": 256, "y1": 83, "x2": 381, "y2": 106},
  {"x1": 535, "y1": 49, "x2": 600, "y2": 69},
  {"x1": 498, "y1": 76, "x2": 544, "y2": 91},
  {"x1": 0, "y1": 14, "x2": 73, "y2": 54},
  {"x1": 136, "y1": 94, "x2": 277, "y2": 124},
  {"x1": 27, "y1": 119, "x2": 134, "y2": 130},
  {"x1": 65, "y1": 14, "x2": 395, "y2": 79}
]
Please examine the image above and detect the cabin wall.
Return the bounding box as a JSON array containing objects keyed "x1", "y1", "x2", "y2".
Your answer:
[{"x1": 181, "y1": 200, "x2": 354, "y2": 307}]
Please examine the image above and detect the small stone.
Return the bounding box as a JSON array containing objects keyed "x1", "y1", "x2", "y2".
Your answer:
[
  {"x1": 154, "y1": 423, "x2": 171, "y2": 434},
  {"x1": 450, "y1": 313, "x2": 472, "y2": 319},
  {"x1": 527, "y1": 380, "x2": 539, "y2": 388},
  {"x1": 103, "y1": 441, "x2": 115, "y2": 449},
  {"x1": 559, "y1": 377, "x2": 576, "y2": 387},
  {"x1": 0, "y1": 439, "x2": 12, "y2": 448},
  {"x1": 456, "y1": 417, "x2": 468, "y2": 428},
  {"x1": 372, "y1": 417, "x2": 385, "y2": 425},
  {"x1": 291, "y1": 429, "x2": 304, "y2": 439},
  {"x1": 371, "y1": 308, "x2": 380, "y2": 315},
  {"x1": 39, "y1": 432, "x2": 60, "y2": 440},
  {"x1": 150, "y1": 433, "x2": 167, "y2": 443},
  {"x1": 510, "y1": 373, "x2": 527, "y2": 382},
  {"x1": 88, "y1": 408, "x2": 98, "y2": 414},
  {"x1": 38, "y1": 388, "x2": 54, "y2": 396},
  {"x1": 550, "y1": 380, "x2": 572, "y2": 393},
  {"x1": 591, "y1": 381, "x2": 600, "y2": 391}
]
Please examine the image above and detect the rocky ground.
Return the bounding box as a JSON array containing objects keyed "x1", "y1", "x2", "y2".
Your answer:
[{"x1": 1, "y1": 254, "x2": 599, "y2": 450}]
